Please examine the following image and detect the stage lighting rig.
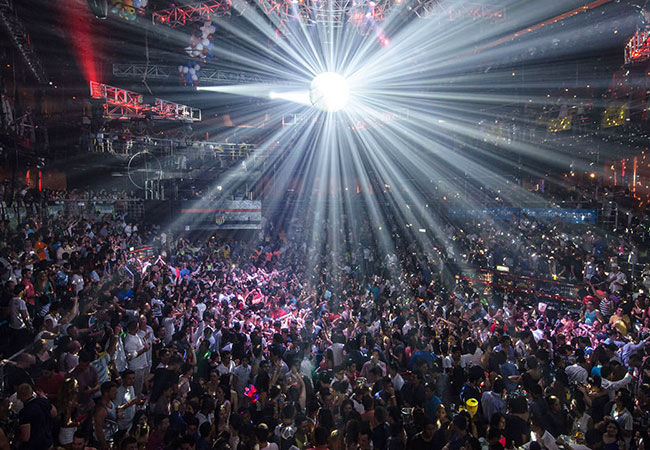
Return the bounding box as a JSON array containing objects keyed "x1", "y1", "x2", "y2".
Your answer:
[{"x1": 309, "y1": 72, "x2": 350, "y2": 112}]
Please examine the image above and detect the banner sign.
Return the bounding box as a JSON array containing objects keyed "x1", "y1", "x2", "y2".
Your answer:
[
  {"x1": 95, "y1": 203, "x2": 116, "y2": 217},
  {"x1": 448, "y1": 207, "x2": 597, "y2": 224},
  {"x1": 180, "y1": 200, "x2": 262, "y2": 230}
]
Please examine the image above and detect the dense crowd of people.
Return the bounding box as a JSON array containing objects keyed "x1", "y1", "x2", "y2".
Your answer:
[{"x1": 0, "y1": 188, "x2": 649, "y2": 450}]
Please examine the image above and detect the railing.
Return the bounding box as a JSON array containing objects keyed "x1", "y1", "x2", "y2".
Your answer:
[
  {"x1": 0, "y1": 198, "x2": 145, "y2": 223},
  {"x1": 458, "y1": 266, "x2": 584, "y2": 308},
  {"x1": 0, "y1": 347, "x2": 29, "y2": 395}
]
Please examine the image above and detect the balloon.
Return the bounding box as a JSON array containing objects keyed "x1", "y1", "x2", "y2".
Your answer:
[
  {"x1": 182, "y1": 66, "x2": 189, "y2": 73},
  {"x1": 194, "y1": 64, "x2": 200, "y2": 71},
  {"x1": 192, "y1": 50, "x2": 200, "y2": 57},
  {"x1": 195, "y1": 43, "x2": 204, "y2": 51},
  {"x1": 192, "y1": 74, "x2": 198, "y2": 81},
  {"x1": 202, "y1": 38, "x2": 210, "y2": 46},
  {"x1": 178, "y1": 65, "x2": 184, "y2": 72},
  {"x1": 189, "y1": 67, "x2": 196, "y2": 74}
]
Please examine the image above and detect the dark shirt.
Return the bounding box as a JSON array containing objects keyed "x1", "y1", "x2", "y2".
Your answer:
[
  {"x1": 408, "y1": 433, "x2": 435, "y2": 450},
  {"x1": 460, "y1": 383, "x2": 481, "y2": 405},
  {"x1": 505, "y1": 414, "x2": 530, "y2": 448},
  {"x1": 400, "y1": 382, "x2": 425, "y2": 408},
  {"x1": 150, "y1": 367, "x2": 179, "y2": 403},
  {"x1": 372, "y1": 423, "x2": 390, "y2": 450},
  {"x1": 409, "y1": 351, "x2": 437, "y2": 370},
  {"x1": 19, "y1": 396, "x2": 53, "y2": 450}
]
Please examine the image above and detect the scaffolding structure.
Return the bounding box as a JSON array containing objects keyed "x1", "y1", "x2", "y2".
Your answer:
[
  {"x1": 625, "y1": 28, "x2": 650, "y2": 65},
  {"x1": 152, "y1": 0, "x2": 231, "y2": 26},
  {"x1": 89, "y1": 81, "x2": 201, "y2": 121},
  {"x1": 0, "y1": 0, "x2": 47, "y2": 84},
  {"x1": 112, "y1": 63, "x2": 275, "y2": 84}
]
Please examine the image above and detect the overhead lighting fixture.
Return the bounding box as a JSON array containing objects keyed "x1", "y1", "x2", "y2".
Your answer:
[{"x1": 309, "y1": 72, "x2": 350, "y2": 112}]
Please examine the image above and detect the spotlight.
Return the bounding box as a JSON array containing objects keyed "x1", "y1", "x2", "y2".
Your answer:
[{"x1": 309, "y1": 72, "x2": 349, "y2": 112}]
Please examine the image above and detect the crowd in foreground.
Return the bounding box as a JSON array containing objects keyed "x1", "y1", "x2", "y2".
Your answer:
[{"x1": 0, "y1": 194, "x2": 650, "y2": 450}]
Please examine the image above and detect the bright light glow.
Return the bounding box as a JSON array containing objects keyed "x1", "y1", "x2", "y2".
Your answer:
[
  {"x1": 309, "y1": 72, "x2": 350, "y2": 112},
  {"x1": 158, "y1": 0, "x2": 622, "y2": 281}
]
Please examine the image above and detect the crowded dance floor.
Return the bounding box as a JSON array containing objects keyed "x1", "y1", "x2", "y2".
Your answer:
[{"x1": 1, "y1": 0, "x2": 650, "y2": 449}]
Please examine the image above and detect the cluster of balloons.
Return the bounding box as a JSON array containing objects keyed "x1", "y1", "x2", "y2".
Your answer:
[
  {"x1": 110, "y1": 0, "x2": 148, "y2": 21},
  {"x1": 178, "y1": 63, "x2": 202, "y2": 87},
  {"x1": 185, "y1": 21, "x2": 217, "y2": 62},
  {"x1": 178, "y1": 21, "x2": 217, "y2": 87}
]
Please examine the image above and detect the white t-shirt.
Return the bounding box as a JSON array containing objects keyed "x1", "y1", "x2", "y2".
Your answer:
[
  {"x1": 196, "y1": 411, "x2": 215, "y2": 427},
  {"x1": 71, "y1": 274, "x2": 84, "y2": 294},
  {"x1": 525, "y1": 430, "x2": 559, "y2": 450},
  {"x1": 233, "y1": 364, "x2": 252, "y2": 396},
  {"x1": 216, "y1": 360, "x2": 235, "y2": 376},
  {"x1": 565, "y1": 364, "x2": 588, "y2": 385},
  {"x1": 151, "y1": 298, "x2": 164, "y2": 318},
  {"x1": 9, "y1": 297, "x2": 28, "y2": 329},
  {"x1": 460, "y1": 348, "x2": 484, "y2": 369},
  {"x1": 113, "y1": 337, "x2": 128, "y2": 373},
  {"x1": 608, "y1": 271, "x2": 627, "y2": 292},
  {"x1": 137, "y1": 326, "x2": 154, "y2": 367},
  {"x1": 330, "y1": 343, "x2": 345, "y2": 367},
  {"x1": 116, "y1": 385, "x2": 136, "y2": 430},
  {"x1": 611, "y1": 406, "x2": 633, "y2": 431},
  {"x1": 162, "y1": 317, "x2": 175, "y2": 345},
  {"x1": 124, "y1": 333, "x2": 148, "y2": 370}
]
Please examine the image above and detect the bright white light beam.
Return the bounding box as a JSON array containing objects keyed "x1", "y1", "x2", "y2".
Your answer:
[{"x1": 309, "y1": 72, "x2": 350, "y2": 112}]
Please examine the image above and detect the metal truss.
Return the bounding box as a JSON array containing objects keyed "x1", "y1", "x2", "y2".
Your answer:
[
  {"x1": 89, "y1": 81, "x2": 201, "y2": 122},
  {"x1": 152, "y1": 98, "x2": 201, "y2": 122},
  {"x1": 412, "y1": 0, "x2": 504, "y2": 21},
  {"x1": 112, "y1": 63, "x2": 275, "y2": 85},
  {"x1": 112, "y1": 64, "x2": 173, "y2": 80},
  {"x1": 152, "y1": 0, "x2": 231, "y2": 26},
  {"x1": 253, "y1": 0, "x2": 387, "y2": 27},
  {"x1": 625, "y1": 28, "x2": 650, "y2": 65},
  {"x1": 0, "y1": 0, "x2": 47, "y2": 84}
]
